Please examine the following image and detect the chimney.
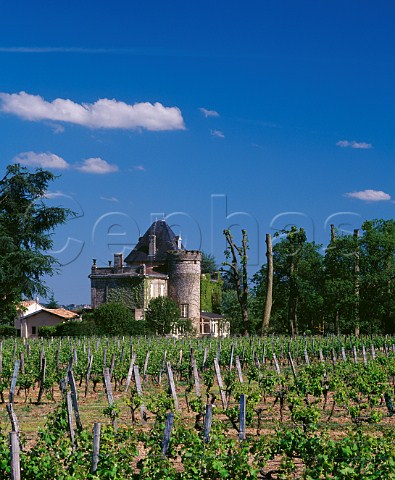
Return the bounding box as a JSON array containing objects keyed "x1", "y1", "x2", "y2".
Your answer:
[
  {"x1": 114, "y1": 253, "x2": 123, "y2": 271},
  {"x1": 148, "y1": 234, "x2": 156, "y2": 256}
]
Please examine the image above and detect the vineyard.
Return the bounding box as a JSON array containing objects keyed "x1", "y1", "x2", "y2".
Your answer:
[{"x1": 1, "y1": 335, "x2": 395, "y2": 479}]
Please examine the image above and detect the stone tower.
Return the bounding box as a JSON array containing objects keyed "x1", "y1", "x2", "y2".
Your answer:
[{"x1": 167, "y1": 250, "x2": 201, "y2": 330}]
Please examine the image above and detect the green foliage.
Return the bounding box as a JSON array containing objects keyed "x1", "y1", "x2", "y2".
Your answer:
[
  {"x1": 0, "y1": 324, "x2": 17, "y2": 337},
  {"x1": 201, "y1": 251, "x2": 218, "y2": 274},
  {"x1": 93, "y1": 301, "x2": 133, "y2": 335},
  {"x1": 221, "y1": 290, "x2": 243, "y2": 334},
  {"x1": 45, "y1": 293, "x2": 59, "y2": 309},
  {"x1": 39, "y1": 319, "x2": 96, "y2": 337},
  {"x1": 129, "y1": 319, "x2": 148, "y2": 335},
  {"x1": 251, "y1": 219, "x2": 395, "y2": 335},
  {"x1": 200, "y1": 273, "x2": 223, "y2": 313},
  {"x1": 0, "y1": 164, "x2": 73, "y2": 324},
  {"x1": 145, "y1": 296, "x2": 181, "y2": 335},
  {"x1": 107, "y1": 276, "x2": 144, "y2": 309},
  {"x1": 38, "y1": 325, "x2": 57, "y2": 337},
  {"x1": 0, "y1": 336, "x2": 394, "y2": 477},
  {"x1": 223, "y1": 229, "x2": 250, "y2": 334}
]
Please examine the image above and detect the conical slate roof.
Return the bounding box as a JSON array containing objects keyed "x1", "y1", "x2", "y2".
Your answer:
[{"x1": 124, "y1": 220, "x2": 184, "y2": 264}]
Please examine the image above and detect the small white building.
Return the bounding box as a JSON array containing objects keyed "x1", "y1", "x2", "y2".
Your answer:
[
  {"x1": 15, "y1": 300, "x2": 77, "y2": 338},
  {"x1": 200, "y1": 312, "x2": 230, "y2": 337}
]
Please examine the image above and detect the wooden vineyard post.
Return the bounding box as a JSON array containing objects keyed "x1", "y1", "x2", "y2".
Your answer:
[
  {"x1": 6, "y1": 403, "x2": 19, "y2": 438},
  {"x1": 56, "y1": 341, "x2": 61, "y2": 373},
  {"x1": 166, "y1": 362, "x2": 179, "y2": 411},
  {"x1": 331, "y1": 348, "x2": 337, "y2": 365},
  {"x1": 371, "y1": 344, "x2": 376, "y2": 361},
  {"x1": 353, "y1": 346, "x2": 358, "y2": 363},
  {"x1": 239, "y1": 394, "x2": 246, "y2": 440},
  {"x1": 19, "y1": 352, "x2": 25, "y2": 374},
  {"x1": 124, "y1": 353, "x2": 136, "y2": 393},
  {"x1": 9, "y1": 360, "x2": 20, "y2": 405},
  {"x1": 229, "y1": 344, "x2": 234, "y2": 371},
  {"x1": 236, "y1": 356, "x2": 244, "y2": 383},
  {"x1": 288, "y1": 352, "x2": 297, "y2": 382},
  {"x1": 272, "y1": 353, "x2": 281, "y2": 375},
  {"x1": 39, "y1": 345, "x2": 44, "y2": 368},
  {"x1": 191, "y1": 357, "x2": 201, "y2": 398},
  {"x1": 66, "y1": 392, "x2": 76, "y2": 451},
  {"x1": 341, "y1": 347, "x2": 347, "y2": 362},
  {"x1": 158, "y1": 350, "x2": 167, "y2": 385},
  {"x1": 68, "y1": 370, "x2": 83, "y2": 431},
  {"x1": 202, "y1": 346, "x2": 208, "y2": 370},
  {"x1": 91, "y1": 422, "x2": 101, "y2": 474},
  {"x1": 362, "y1": 345, "x2": 367, "y2": 365},
  {"x1": 109, "y1": 353, "x2": 115, "y2": 378},
  {"x1": 304, "y1": 349, "x2": 310, "y2": 366},
  {"x1": 103, "y1": 367, "x2": 118, "y2": 431},
  {"x1": 214, "y1": 358, "x2": 227, "y2": 409},
  {"x1": 177, "y1": 349, "x2": 183, "y2": 379},
  {"x1": 37, "y1": 357, "x2": 46, "y2": 404},
  {"x1": 85, "y1": 353, "x2": 93, "y2": 397},
  {"x1": 9, "y1": 431, "x2": 20, "y2": 480},
  {"x1": 143, "y1": 351, "x2": 150, "y2": 383},
  {"x1": 133, "y1": 365, "x2": 147, "y2": 423},
  {"x1": 203, "y1": 404, "x2": 213, "y2": 443},
  {"x1": 161, "y1": 412, "x2": 175, "y2": 455},
  {"x1": 319, "y1": 349, "x2": 324, "y2": 363}
]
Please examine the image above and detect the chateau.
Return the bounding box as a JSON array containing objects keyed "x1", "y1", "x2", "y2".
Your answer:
[{"x1": 89, "y1": 220, "x2": 227, "y2": 336}]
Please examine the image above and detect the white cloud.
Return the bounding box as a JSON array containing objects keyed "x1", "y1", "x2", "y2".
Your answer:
[
  {"x1": 345, "y1": 189, "x2": 391, "y2": 201},
  {"x1": 199, "y1": 107, "x2": 219, "y2": 118},
  {"x1": 336, "y1": 140, "x2": 373, "y2": 149},
  {"x1": 0, "y1": 91, "x2": 185, "y2": 131},
  {"x1": 75, "y1": 157, "x2": 118, "y2": 174},
  {"x1": 13, "y1": 151, "x2": 69, "y2": 169},
  {"x1": 45, "y1": 122, "x2": 65, "y2": 134},
  {"x1": 44, "y1": 190, "x2": 66, "y2": 199},
  {"x1": 133, "y1": 165, "x2": 145, "y2": 171},
  {"x1": 210, "y1": 129, "x2": 225, "y2": 138},
  {"x1": 100, "y1": 196, "x2": 119, "y2": 202}
]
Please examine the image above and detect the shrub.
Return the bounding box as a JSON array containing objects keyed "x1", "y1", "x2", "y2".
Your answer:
[
  {"x1": 0, "y1": 325, "x2": 17, "y2": 337},
  {"x1": 93, "y1": 302, "x2": 133, "y2": 335}
]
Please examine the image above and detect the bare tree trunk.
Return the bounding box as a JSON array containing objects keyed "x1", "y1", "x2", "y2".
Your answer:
[
  {"x1": 223, "y1": 229, "x2": 250, "y2": 335},
  {"x1": 354, "y1": 229, "x2": 360, "y2": 337},
  {"x1": 262, "y1": 233, "x2": 273, "y2": 335},
  {"x1": 288, "y1": 261, "x2": 297, "y2": 337},
  {"x1": 330, "y1": 224, "x2": 336, "y2": 243}
]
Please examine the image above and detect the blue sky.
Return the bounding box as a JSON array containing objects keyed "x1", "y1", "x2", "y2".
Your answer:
[{"x1": 0, "y1": 0, "x2": 394, "y2": 305}]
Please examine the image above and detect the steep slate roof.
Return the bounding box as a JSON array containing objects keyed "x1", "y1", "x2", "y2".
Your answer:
[{"x1": 125, "y1": 220, "x2": 184, "y2": 264}]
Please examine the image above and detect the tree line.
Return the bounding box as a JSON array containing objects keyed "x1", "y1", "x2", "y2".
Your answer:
[
  {"x1": 222, "y1": 220, "x2": 395, "y2": 336},
  {"x1": 1, "y1": 164, "x2": 394, "y2": 338}
]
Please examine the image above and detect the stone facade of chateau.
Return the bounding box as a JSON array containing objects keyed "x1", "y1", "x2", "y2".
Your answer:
[{"x1": 89, "y1": 220, "x2": 227, "y2": 336}]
